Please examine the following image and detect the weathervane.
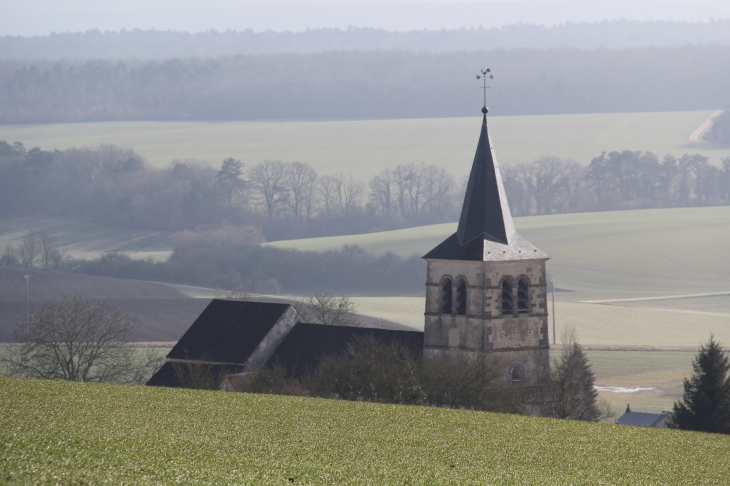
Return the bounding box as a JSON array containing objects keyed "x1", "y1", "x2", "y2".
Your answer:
[{"x1": 476, "y1": 68, "x2": 494, "y2": 112}]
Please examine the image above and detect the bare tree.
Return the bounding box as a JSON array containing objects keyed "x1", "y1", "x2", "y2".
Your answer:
[
  {"x1": 18, "y1": 231, "x2": 38, "y2": 268},
  {"x1": 369, "y1": 168, "x2": 394, "y2": 216},
  {"x1": 38, "y1": 231, "x2": 59, "y2": 269},
  {"x1": 317, "y1": 174, "x2": 339, "y2": 218},
  {"x1": 248, "y1": 160, "x2": 290, "y2": 219},
  {"x1": 214, "y1": 273, "x2": 250, "y2": 301},
  {"x1": 333, "y1": 173, "x2": 364, "y2": 216},
  {"x1": 1, "y1": 296, "x2": 161, "y2": 384},
  {"x1": 294, "y1": 292, "x2": 358, "y2": 327},
  {"x1": 0, "y1": 244, "x2": 19, "y2": 266},
  {"x1": 421, "y1": 164, "x2": 456, "y2": 219},
  {"x1": 285, "y1": 161, "x2": 318, "y2": 219}
]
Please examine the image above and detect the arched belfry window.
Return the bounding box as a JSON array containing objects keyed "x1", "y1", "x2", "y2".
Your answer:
[
  {"x1": 456, "y1": 278, "x2": 467, "y2": 316},
  {"x1": 501, "y1": 280, "x2": 513, "y2": 315},
  {"x1": 442, "y1": 278, "x2": 453, "y2": 314},
  {"x1": 517, "y1": 278, "x2": 530, "y2": 315}
]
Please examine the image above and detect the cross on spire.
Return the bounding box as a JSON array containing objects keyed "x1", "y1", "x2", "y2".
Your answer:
[{"x1": 476, "y1": 68, "x2": 493, "y2": 112}]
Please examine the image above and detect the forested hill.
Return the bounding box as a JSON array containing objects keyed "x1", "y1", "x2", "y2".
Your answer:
[
  {"x1": 3, "y1": 20, "x2": 730, "y2": 60},
  {"x1": 1, "y1": 46, "x2": 729, "y2": 123}
]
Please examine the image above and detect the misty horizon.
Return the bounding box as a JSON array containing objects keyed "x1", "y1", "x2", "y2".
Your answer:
[{"x1": 2, "y1": 0, "x2": 730, "y2": 36}]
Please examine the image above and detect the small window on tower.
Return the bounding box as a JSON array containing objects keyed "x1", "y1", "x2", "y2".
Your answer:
[
  {"x1": 501, "y1": 280, "x2": 513, "y2": 315},
  {"x1": 517, "y1": 278, "x2": 529, "y2": 315},
  {"x1": 456, "y1": 279, "x2": 467, "y2": 315},
  {"x1": 511, "y1": 366, "x2": 523, "y2": 385},
  {"x1": 442, "y1": 278, "x2": 453, "y2": 314}
]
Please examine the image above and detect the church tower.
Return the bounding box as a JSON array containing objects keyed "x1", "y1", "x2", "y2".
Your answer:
[{"x1": 422, "y1": 105, "x2": 550, "y2": 385}]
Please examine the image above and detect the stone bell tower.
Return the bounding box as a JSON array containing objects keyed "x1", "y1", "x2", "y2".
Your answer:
[{"x1": 422, "y1": 105, "x2": 550, "y2": 386}]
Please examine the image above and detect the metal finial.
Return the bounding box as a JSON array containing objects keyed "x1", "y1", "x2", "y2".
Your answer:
[{"x1": 476, "y1": 68, "x2": 494, "y2": 112}]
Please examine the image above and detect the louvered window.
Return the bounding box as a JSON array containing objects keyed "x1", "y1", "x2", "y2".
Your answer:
[
  {"x1": 501, "y1": 280, "x2": 513, "y2": 315},
  {"x1": 442, "y1": 278, "x2": 453, "y2": 314},
  {"x1": 517, "y1": 278, "x2": 529, "y2": 315},
  {"x1": 456, "y1": 279, "x2": 467, "y2": 315}
]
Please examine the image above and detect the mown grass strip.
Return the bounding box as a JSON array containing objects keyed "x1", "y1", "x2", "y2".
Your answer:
[{"x1": 1, "y1": 377, "x2": 729, "y2": 484}]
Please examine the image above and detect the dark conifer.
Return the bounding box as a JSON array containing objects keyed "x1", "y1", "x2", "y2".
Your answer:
[{"x1": 673, "y1": 336, "x2": 730, "y2": 434}]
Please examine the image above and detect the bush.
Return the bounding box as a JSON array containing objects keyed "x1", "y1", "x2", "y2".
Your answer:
[{"x1": 236, "y1": 336, "x2": 525, "y2": 414}]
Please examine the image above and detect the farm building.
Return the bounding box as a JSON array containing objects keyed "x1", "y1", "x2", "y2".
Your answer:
[
  {"x1": 615, "y1": 405, "x2": 673, "y2": 428},
  {"x1": 148, "y1": 103, "x2": 551, "y2": 388},
  {"x1": 146, "y1": 299, "x2": 423, "y2": 387}
]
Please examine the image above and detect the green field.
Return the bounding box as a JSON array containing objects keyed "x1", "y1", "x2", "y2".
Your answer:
[
  {"x1": 0, "y1": 216, "x2": 175, "y2": 261},
  {"x1": 3, "y1": 206, "x2": 729, "y2": 346},
  {"x1": 272, "y1": 206, "x2": 730, "y2": 298},
  {"x1": 587, "y1": 351, "x2": 694, "y2": 414},
  {"x1": 271, "y1": 206, "x2": 730, "y2": 348},
  {"x1": 2, "y1": 377, "x2": 729, "y2": 484},
  {"x1": 1, "y1": 110, "x2": 728, "y2": 179}
]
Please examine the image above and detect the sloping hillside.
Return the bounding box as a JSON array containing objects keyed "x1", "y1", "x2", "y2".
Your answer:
[{"x1": 0, "y1": 267, "x2": 209, "y2": 342}]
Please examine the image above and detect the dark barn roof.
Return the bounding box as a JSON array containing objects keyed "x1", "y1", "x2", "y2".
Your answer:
[
  {"x1": 146, "y1": 361, "x2": 245, "y2": 388},
  {"x1": 166, "y1": 300, "x2": 292, "y2": 364},
  {"x1": 270, "y1": 322, "x2": 424, "y2": 375},
  {"x1": 616, "y1": 411, "x2": 672, "y2": 427},
  {"x1": 423, "y1": 111, "x2": 547, "y2": 262}
]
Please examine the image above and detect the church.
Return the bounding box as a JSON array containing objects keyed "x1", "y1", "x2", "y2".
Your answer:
[
  {"x1": 422, "y1": 105, "x2": 550, "y2": 385},
  {"x1": 148, "y1": 103, "x2": 550, "y2": 388}
]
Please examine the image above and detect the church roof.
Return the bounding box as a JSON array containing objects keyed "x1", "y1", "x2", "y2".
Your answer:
[
  {"x1": 166, "y1": 300, "x2": 292, "y2": 364},
  {"x1": 424, "y1": 109, "x2": 547, "y2": 262}
]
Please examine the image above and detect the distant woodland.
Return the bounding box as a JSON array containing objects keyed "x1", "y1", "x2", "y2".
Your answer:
[
  {"x1": 1, "y1": 46, "x2": 729, "y2": 123},
  {"x1": 2, "y1": 137, "x2": 729, "y2": 290},
  {"x1": 2, "y1": 21, "x2": 730, "y2": 60},
  {"x1": 1, "y1": 139, "x2": 729, "y2": 241}
]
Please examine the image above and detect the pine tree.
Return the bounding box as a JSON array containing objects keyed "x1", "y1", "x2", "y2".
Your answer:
[
  {"x1": 544, "y1": 327, "x2": 608, "y2": 421},
  {"x1": 673, "y1": 336, "x2": 730, "y2": 434}
]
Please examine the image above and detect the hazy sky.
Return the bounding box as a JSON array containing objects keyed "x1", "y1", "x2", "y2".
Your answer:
[{"x1": 2, "y1": 0, "x2": 729, "y2": 36}]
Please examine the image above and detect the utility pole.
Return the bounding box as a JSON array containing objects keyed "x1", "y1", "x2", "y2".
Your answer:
[
  {"x1": 550, "y1": 278, "x2": 556, "y2": 345},
  {"x1": 24, "y1": 274, "x2": 30, "y2": 333}
]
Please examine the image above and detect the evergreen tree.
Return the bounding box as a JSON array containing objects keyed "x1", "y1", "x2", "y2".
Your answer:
[
  {"x1": 673, "y1": 336, "x2": 730, "y2": 434},
  {"x1": 544, "y1": 328, "x2": 608, "y2": 421}
]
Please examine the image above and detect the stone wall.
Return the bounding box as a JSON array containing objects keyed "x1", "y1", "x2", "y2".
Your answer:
[{"x1": 423, "y1": 257, "x2": 550, "y2": 385}]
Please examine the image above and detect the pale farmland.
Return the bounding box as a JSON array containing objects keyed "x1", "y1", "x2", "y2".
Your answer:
[{"x1": 1, "y1": 110, "x2": 728, "y2": 180}]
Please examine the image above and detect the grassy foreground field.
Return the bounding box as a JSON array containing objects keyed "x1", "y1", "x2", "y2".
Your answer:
[
  {"x1": 2, "y1": 377, "x2": 729, "y2": 484},
  {"x1": 1, "y1": 110, "x2": 727, "y2": 179}
]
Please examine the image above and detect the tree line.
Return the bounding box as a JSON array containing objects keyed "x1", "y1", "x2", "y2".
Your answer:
[
  {"x1": 1, "y1": 46, "x2": 729, "y2": 123},
  {"x1": 3, "y1": 21, "x2": 730, "y2": 60},
  {"x1": 2, "y1": 140, "x2": 730, "y2": 245}
]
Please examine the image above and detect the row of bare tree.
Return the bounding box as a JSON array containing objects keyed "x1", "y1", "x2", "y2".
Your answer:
[
  {"x1": 1, "y1": 231, "x2": 61, "y2": 268},
  {"x1": 2, "y1": 139, "x2": 730, "y2": 243}
]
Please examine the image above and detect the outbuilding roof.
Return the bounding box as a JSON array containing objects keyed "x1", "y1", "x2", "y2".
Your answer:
[
  {"x1": 270, "y1": 322, "x2": 424, "y2": 375},
  {"x1": 616, "y1": 411, "x2": 672, "y2": 427},
  {"x1": 166, "y1": 300, "x2": 292, "y2": 364}
]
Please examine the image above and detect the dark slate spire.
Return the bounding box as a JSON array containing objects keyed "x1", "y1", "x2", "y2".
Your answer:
[
  {"x1": 423, "y1": 107, "x2": 545, "y2": 262},
  {"x1": 456, "y1": 107, "x2": 515, "y2": 245}
]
